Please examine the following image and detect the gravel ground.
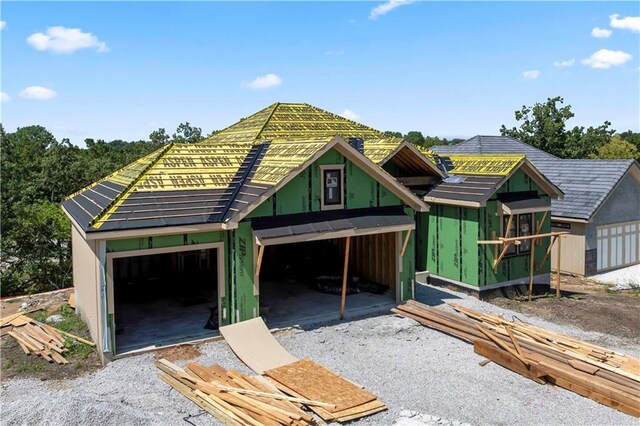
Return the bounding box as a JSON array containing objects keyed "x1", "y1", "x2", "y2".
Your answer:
[{"x1": 1, "y1": 284, "x2": 638, "y2": 426}]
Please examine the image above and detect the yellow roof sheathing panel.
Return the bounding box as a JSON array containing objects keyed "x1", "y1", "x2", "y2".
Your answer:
[
  {"x1": 251, "y1": 139, "x2": 330, "y2": 185},
  {"x1": 447, "y1": 154, "x2": 524, "y2": 176},
  {"x1": 363, "y1": 138, "x2": 405, "y2": 163},
  {"x1": 133, "y1": 143, "x2": 252, "y2": 192}
]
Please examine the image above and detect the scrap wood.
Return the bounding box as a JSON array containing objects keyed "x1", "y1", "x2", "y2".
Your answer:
[
  {"x1": 264, "y1": 359, "x2": 386, "y2": 422},
  {"x1": 394, "y1": 300, "x2": 640, "y2": 418},
  {"x1": 156, "y1": 358, "x2": 317, "y2": 426}
]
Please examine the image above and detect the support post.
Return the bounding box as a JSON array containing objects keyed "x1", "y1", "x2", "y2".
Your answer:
[
  {"x1": 556, "y1": 236, "x2": 562, "y2": 298},
  {"x1": 340, "y1": 236, "x2": 351, "y2": 320},
  {"x1": 528, "y1": 243, "x2": 535, "y2": 302},
  {"x1": 255, "y1": 245, "x2": 265, "y2": 278}
]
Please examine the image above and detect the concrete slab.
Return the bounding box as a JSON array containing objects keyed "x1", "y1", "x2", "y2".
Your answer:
[{"x1": 259, "y1": 279, "x2": 395, "y2": 329}]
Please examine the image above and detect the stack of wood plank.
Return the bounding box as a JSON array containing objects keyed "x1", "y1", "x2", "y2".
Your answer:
[
  {"x1": 1, "y1": 312, "x2": 95, "y2": 364},
  {"x1": 264, "y1": 359, "x2": 387, "y2": 423},
  {"x1": 392, "y1": 300, "x2": 640, "y2": 418},
  {"x1": 157, "y1": 358, "x2": 328, "y2": 425}
]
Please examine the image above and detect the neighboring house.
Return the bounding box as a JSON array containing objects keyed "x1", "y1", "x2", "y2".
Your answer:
[{"x1": 434, "y1": 136, "x2": 640, "y2": 276}]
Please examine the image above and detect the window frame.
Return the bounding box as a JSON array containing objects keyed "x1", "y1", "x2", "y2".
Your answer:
[
  {"x1": 319, "y1": 164, "x2": 345, "y2": 211},
  {"x1": 502, "y1": 212, "x2": 535, "y2": 257}
]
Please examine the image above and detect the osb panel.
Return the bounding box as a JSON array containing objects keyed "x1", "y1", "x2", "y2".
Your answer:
[{"x1": 265, "y1": 359, "x2": 377, "y2": 412}]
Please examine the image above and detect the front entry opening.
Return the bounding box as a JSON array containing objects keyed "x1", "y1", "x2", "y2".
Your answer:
[
  {"x1": 113, "y1": 248, "x2": 218, "y2": 353},
  {"x1": 259, "y1": 233, "x2": 397, "y2": 328}
]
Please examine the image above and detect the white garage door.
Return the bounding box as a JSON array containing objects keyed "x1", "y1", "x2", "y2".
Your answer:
[{"x1": 596, "y1": 221, "x2": 640, "y2": 271}]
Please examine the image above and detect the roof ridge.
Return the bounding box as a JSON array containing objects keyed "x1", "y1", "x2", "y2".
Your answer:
[
  {"x1": 90, "y1": 143, "x2": 174, "y2": 228},
  {"x1": 304, "y1": 103, "x2": 387, "y2": 136},
  {"x1": 255, "y1": 102, "x2": 280, "y2": 140}
]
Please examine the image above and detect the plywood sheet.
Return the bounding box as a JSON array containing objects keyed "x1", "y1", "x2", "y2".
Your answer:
[
  {"x1": 219, "y1": 317, "x2": 298, "y2": 374},
  {"x1": 265, "y1": 359, "x2": 377, "y2": 412}
]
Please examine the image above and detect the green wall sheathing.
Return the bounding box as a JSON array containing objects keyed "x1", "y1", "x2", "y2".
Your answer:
[
  {"x1": 233, "y1": 222, "x2": 257, "y2": 322},
  {"x1": 248, "y1": 148, "x2": 403, "y2": 219},
  {"x1": 427, "y1": 169, "x2": 552, "y2": 289},
  {"x1": 416, "y1": 212, "x2": 429, "y2": 271},
  {"x1": 426, "y1": 206, "x2": 478, "y2": 286}
]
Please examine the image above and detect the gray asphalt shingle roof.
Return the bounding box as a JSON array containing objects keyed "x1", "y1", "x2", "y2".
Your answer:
[{"x1": 434, "y1": 135, "x2": 636, "y2": 220}]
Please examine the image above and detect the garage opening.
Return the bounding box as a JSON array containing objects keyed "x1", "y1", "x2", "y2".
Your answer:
[
  {"x1": 258, "y1": 232, "x2": 398, "y2": 328},
  {"x1": 112, "y1": 247, "x2": 220, "y2": 353}
]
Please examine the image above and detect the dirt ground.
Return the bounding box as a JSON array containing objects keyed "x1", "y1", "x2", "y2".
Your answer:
[
  {"x1": 492, "y1": 273, "x2": 640, "y2": 340},
  {"x1": 0, "y1": 288, "x2": 101, "y2": 380}
]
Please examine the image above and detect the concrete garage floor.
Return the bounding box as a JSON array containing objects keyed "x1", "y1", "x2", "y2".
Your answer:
[
  {"x1": 260, "y1": 279, "x2": 396, "y2": 329},
  {"x1": 115, "y1": 295, "x2": 218, "y2": 353}
]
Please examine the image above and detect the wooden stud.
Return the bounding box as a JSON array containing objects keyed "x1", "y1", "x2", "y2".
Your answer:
[
  {"x1": 255, "y1": 245, "x2": 265, "y2": 278},
  {"x1": 528, "y1": 243, "x2": 535, "y2": 302},
  {"x1": 340, "y1": 236, "x2": 351, "y2": 320},
  {"x1": 535, "y1": 235, "x2": 557, "y2": 271},
  {"x1": 504, "y1": 214, "x2": 514, "y2": 239},
  {"x1": 493, "y1": 242, "x2": 513, "y2": 272},
  {"x1": 400, "y1": 229, "x2": 412, "y2": 258}
]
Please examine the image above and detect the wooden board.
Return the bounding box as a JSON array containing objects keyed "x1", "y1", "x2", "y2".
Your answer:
[
  {"x1": 219, "y1": 317, "x2": 298, "y2": 374},
  {"x1": 265, "y1": 359, "x2": 376, "y2": 412}
]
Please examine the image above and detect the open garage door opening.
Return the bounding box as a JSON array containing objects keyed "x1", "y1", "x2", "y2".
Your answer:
[
  {"x1": 258, "y1": 233, "x2": 399, "y2": 328},
  {"x1": 111, "y1": 247, "x2": 220, "y2": 354}
]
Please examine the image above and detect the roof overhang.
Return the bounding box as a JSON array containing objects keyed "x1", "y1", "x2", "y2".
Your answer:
[
  {"x1": 379, "y1": 141, "x2": 445, "y2": 178},
  {"x1": 253, "y1": 214, "x2": 414, "y2": 246},
  {"x1": 498, "y1": 198, "x2": 550, "y2": 215}
]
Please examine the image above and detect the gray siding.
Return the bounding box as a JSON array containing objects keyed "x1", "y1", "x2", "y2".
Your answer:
[{"x1": 586, "y1": 171, "x2": 640, "y2": 251}]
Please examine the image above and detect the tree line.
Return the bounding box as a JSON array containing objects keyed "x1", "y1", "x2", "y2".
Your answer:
[{"x1": 1, "y1": 98, "x2": 638, "y2": 296}]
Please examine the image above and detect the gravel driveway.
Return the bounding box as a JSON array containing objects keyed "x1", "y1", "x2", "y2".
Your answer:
[{"x1": 1, "y1": 284, "x2": 638, "y2": 426}]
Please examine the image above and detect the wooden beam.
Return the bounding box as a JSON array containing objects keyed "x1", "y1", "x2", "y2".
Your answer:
[
  {"x1": 493, "y1": 242, "x2": 513, "y2": 272},
  {"x1": 340, "y1": 236, "x2": 351, "y2": 320},
  {"x1": 534, "y1": 211, "x2": 548, "y2": 246},
  {"x1": 255, "y1": 245, "x2": 265, "y2": 278},
  {"x1": 556, "y1": 236, "x2": 562, "y2": 299},
  {"x1": 400, "y1": 230, "x2": 412, "y2": 257},
  {"x1": 535, "y1": 235, "x2": 557, "y2": 271},
  {"x1": 528, "y1": 244, "x2": 535, "y2": 302},
  {"x1": 504, "y1": 214, "x2": 514, "y2": 239}
]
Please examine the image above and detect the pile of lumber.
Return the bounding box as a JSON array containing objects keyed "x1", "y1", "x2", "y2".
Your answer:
[
  {"x1": 392, "y1": 300, "x2": 640, "y2": 418},
  {"x1": 1, "y1": 312, "x2": 95, "y2": 364},
  {"x1": 264, "y1": 359, "x2": 387, "y2": 423},
  {"x1": 157, "y1": 358, "x2": 326, "y2": 425}
]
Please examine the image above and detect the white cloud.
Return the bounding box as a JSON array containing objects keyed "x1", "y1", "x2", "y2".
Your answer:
[
  {"x1": 20, "y1": 86, "x2": 57, "y2": 100},
  {"x1": 591, "y1": 27, "x2": 612, "y2": 38},
  {"x1": 0, "y1": 21, "x2": 6, "y2": 30},
  {"x1": 553, "y1": 59, "x2": 575, "y2": 68},
  {"x1": 610, "y1": 14, "x2": 640, "y2": 32},
  {"x1": 340, "y1": 109, "x2": 360, "y2": 121},
  {"x1": 325, "y1": 50, "x2": 345, "y2": 56},
  {"x1": 1, "y1": 92, "x2": 11, "y2": 102},
  {"x1": 242, "y1": 73, "x2": 282, "y2": 89},
  {"x1": 582, "y1": 49, "x2": 632, "y2": 69},
  {"x1": 27, "y1": 26, "x2": 108, "y2": 54},
  {"x1": 522, "y1": 70, "x2": 540, "y2": 80},
  {"x1": 369, "y1": 0, "x2": 416, "y2": 20}
]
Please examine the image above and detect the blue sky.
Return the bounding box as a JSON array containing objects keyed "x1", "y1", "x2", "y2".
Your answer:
[{"x1": 1, "y1": 1, "x2": 639, "y2": 146}]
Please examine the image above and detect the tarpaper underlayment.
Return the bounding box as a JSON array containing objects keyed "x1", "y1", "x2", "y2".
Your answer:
[{"x1": 219, "y1": 317, "x2": 298, "y2": 374}]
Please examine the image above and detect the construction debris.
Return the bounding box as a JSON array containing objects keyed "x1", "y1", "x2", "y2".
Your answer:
[
  {"x1": 392, "y1": 300, "x2": 640, "y2": 418},
  {"x1": 1, "y1": 313, "x2": 95, "y2": 365},
  {"x1": 156, "y1": 358, "x2": 319, "y2": 425},
  {"x1": 264, "y1": 359, "x2": 387, "y2": 423}
]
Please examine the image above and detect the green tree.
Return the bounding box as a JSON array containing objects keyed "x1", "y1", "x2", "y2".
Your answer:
[
  {"x1": 619, "y1": 131, "x2": 640, "y2": 152},
  {"x1": 172, "y1": 122, "x2": 202, "y2": 144},
  {"x1": 500, "y1": 96, "x2": 614, "y2": 158},
  {"x1": 384, "y1": 131, "x2": 403, "y2": 138},
  {"x1": 404, "y1": 131, "x2": 426, "y2": 146},
  {"x1": 590, "y1": 135, "x2": 640, "y2": 161},
  {"x1": 149, "y1": 128, "x2": 171, "y2": 144}
]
